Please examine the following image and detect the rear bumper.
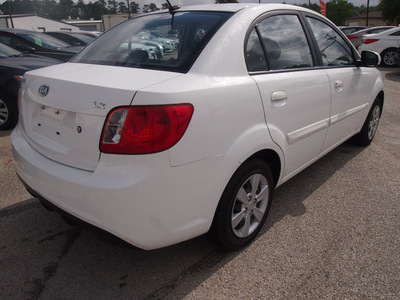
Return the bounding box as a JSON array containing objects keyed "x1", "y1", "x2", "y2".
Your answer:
[{"x1": 11, "y1": 125, "x2": 238, "y2": 250}]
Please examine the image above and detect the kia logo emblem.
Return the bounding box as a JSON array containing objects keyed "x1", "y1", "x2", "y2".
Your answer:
[{"x1": 38, "y1": 85, "x2": 49, "y2": 97}]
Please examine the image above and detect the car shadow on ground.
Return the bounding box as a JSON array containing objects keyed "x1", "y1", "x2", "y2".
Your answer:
[
  {"x1": 0, "y1": 141, "x2": 364, "y2": 300},
  {"x1": 0, "y1": 129, "x2": 13, "y2": 138},
  {"x1": 385, "y1": 72, "x2": 400, "y2": 83}
]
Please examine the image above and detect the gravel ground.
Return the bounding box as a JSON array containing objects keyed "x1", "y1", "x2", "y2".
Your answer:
[{"x1": 0, "y1": 67, "x2": 399, "y2": 299}]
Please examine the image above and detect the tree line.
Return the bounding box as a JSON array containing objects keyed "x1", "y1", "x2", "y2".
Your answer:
[
  {"x1": 0, "y1": 0, "x2": 169, "y2": 20},
  {"x1": 0, "y1": 0, "x2": 398, "y2": 26}
]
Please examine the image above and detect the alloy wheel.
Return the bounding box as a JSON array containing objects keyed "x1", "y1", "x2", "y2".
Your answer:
[
  {"x1": 0, "y1": 98, "x2": 9, "y2": 126},
  {"x1": 231, "y1": 173, "x2": 269, "y2": 238},
  {"x1": 368, "y1": 105, "x2": 380, "y2": 140}
]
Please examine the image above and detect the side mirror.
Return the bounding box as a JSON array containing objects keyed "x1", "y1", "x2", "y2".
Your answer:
[{"x1": 358, "y1": 50, "x2": 381, "y2": 67}]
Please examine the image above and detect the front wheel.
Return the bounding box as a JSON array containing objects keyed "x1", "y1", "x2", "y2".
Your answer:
[
  {"x1": 381, "y1": 48, "x2": 398, "y2": 67},
  {"x1": 210, "y1": 159, "x2": 274, "y2": 250},
  {"x1": 0, "y1": 91, "x2": 18, "y2": 130},
  {"x1": 352, "y1": 98, "x2": 382, "y2": 146}
]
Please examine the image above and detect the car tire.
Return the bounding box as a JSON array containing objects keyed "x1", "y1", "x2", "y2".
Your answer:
[
  {"x1": 381, "y1": 48, "x2": 398, "y2": 67},
  {"x1": 351, "y1": 97, "x2": 382, "y2": 147},
  {"x1": 210, "y1": 159, "x2": 274, "y2": 250},
  {"x1": 0, "y1": 90, "x2": 18, "y2": 130}
]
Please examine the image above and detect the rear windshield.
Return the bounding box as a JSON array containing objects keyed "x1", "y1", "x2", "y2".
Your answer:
[{"x1": 71, "y1": 11, "x2": 233, "y2": 73}]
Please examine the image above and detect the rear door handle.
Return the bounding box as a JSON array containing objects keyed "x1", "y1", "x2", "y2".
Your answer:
[{"x1": 271, "y1": 91, "x2": 288, "y2": 101}]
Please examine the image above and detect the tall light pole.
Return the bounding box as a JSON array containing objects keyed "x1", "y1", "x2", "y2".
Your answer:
[
  {"x1": 127, "y1": 0, "x2": 131, "y2": 18},
  {"x1": 366, "y1": 0, "x2": 370, "y2": 26},
  {"x1": 8, "y1": 0, "x2": 14, "y2": 28}
]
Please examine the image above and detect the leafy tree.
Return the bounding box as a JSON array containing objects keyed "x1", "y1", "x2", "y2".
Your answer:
[
  {"x1": 107, "y1": 0, "x2": 118, "y2": 14},
  {"x1": 325, "y1": 0, "x2": 355, "y2": 25},
  {"x1": 129, "y1": 1, "x2": 139, "y2": 14},
  {"x1": 354, "y1": 4, "x2": 378, "y2": 15},
  {"x1": 74, "y1": 0, "x2": 86, "y2": 18},
  {"x1": 118, "y1": 1, "x2": 128, "y2": 13},
  {"x1": 301, "y1": 3, "x2": 320, "y2": 13},
  {"x1": 83, "y1": 2, "x2": 103, "y2": 20},
  {"x1": 57, "y1": 0, "x2": 74, "y2": 19},
  {"x1": 148, "y1": 3, "x2": 159, "y2": 12},
  {"x1": 379, "y1": 0, "x2": 400, "y2": 24},
  {"x1": 161, "y1": 3, "x2": 169, "y2": 10},
  {"x1": 142, "y1": 4, "x2": 150, "y2": 13}
]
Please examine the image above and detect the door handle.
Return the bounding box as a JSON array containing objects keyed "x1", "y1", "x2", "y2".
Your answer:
[
  {"x1": 271, "y1": 91, "x2": 288, "y2": 101},
  {"x1": 335, "y1": 80, "x2": 343, "y2": 88}
]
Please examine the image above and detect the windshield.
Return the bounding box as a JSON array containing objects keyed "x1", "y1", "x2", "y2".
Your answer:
[
  {"x1": 18, "y1": 32, "x2": 70, "y2": 49},
  {"x1": 0, "y1": 42, "x2": 21, "y2": 58},
  {"x1": 71, "y1": 11, "x2": 233, "y2": 73},
  {"x1": 69, "y1": 33, "x2": 95, "y2": 44}
]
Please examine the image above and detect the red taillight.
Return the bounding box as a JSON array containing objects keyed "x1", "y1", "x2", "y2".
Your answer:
[
  {"x1": 347, "y1": 35, "x2": 357, "y2": 40},
  {"x1": 363, "y1": 39, "x2": 379, "y2": 44},
  {"x1": 100, "y1": 104, "x2": 194, "y2": 154}
]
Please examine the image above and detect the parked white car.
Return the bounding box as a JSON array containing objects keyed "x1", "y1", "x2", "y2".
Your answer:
[
  {"x1": 12, "y1": 4, "x2": 384, "y2": 250},
  {"x1": 359, "y1": 26, "x2": 400, "y2": 66},
  {"x1": 346, "y1": 26, "x2": 394, "y2": 48}
]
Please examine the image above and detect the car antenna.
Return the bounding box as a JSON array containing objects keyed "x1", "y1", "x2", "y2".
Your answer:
[{"x1": 166, "y1": 0, "x2": 180, "y2": 13}]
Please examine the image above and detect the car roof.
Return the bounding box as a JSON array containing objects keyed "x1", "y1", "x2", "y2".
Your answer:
[
  {"x1": 0, "y1": 28, "x2": 37, "y2": 34},
  {"x1": 363, "y1": 26, "x2": 400, "y2": 37},
  {"x1": 154, "y1": 3, "x2": 317, "y2": 14},
  {"x1": 351, "y1": 26, "x2": 394, "y2": 35}
]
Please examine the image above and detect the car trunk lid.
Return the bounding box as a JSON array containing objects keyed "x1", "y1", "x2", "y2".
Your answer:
[{"x1": 19, "y1": 63, "x2": 181, "y2": 171}]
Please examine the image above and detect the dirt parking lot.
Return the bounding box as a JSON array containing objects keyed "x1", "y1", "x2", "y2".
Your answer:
[{"x1": 0, "y1": 68, "x2": 399, "y2": 299}]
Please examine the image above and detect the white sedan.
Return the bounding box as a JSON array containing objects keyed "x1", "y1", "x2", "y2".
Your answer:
[
  {"x1": 12, "y1": 4, "x2": 384, "y2": 250},
  {"x1": 359, "y1": 26, "x2": 400, "y2": 66}
]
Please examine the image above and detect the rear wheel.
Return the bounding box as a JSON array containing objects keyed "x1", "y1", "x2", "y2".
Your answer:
[
  {"x1": 0, "y1": 91, "x2": 18, "y2": 130},
  {"x1": 381, "y1": 48, "x2": 397, "y2": 67},
  {"x1": 352, "y1": 98, "x2": 382, "y2": 146},
  {"x1": 210, "y1": 159, "x2": 273, "y2": 250}
]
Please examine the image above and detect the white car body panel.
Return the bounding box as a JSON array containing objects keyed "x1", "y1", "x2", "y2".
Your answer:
[
  {"x1": 11, "y1": 4, "x2": 385, "y2": 249},
  {"x1": 19, "y1": 64, "x2": 181, "y2": 170},
  {"x1": 251, "y1": 70, "x2": 331, "y2": 177},
  {"x1": 322, "y1": 67, "x2": 373, "y2": 151},
  {"x1": 358, "y1": 27, "x2": 400, "y2": 55}
]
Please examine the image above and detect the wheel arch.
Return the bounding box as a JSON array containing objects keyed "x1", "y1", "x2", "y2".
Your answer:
[
  {"x1": 242, "y1": 149, "x2": 282, "y2": 189},
  {"x1": 380, "y1": 47, "x2": 398, "y2": 55},
  {"x1": 375, "y1": 90, "x2": 384, "y2": 110}
]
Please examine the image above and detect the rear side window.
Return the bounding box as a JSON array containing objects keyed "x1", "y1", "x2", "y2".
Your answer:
[
  {"x1": 72, "y1": 11, "x2": 232, "y2": 73},
  {"x1": 390, "y1": 30, "x2": 400, "y2": 36},
  {"x1": 245, "y1": 29, "x2": 268, "y2": 72},
  {"x1": 245, "y1": 14, "x2": 313, "y2": 72},
  {"x1": 307, "y1": 17, "x2": 354, "y2": 67}
]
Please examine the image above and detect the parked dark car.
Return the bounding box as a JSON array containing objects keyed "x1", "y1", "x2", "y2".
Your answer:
[
  {"x1": 44, "y1": 31, "x2": 97, "y2": 46},
  {"x1": 0, "y1": 29, "x2": 83, "y2": 62},
  {"x1": 0, "y1": 42, "x2": 59, "y2": 129}
]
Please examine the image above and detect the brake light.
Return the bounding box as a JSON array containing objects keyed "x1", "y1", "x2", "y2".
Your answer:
[
  {"x1": 347, "y1": 36, "x2": 357, "y2": 40},
  {"x1": 100, "y1": 104, "x2": 194, "y2": 154},
  {"x1": 363, "y1": 39, "x2": 379, "y2": 44}
]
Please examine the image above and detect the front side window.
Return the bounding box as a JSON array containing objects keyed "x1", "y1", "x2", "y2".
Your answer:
[
  {"x1": 72, "y1": 11, "x2": 232, "y2": 73},
  {"x1": 307, "y1": 17, "x2": 354, "y2": 67}
]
